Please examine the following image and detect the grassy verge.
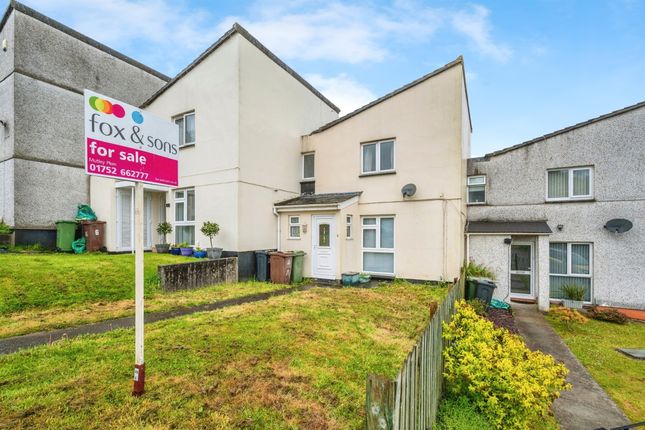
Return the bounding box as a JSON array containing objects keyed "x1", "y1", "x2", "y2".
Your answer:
[
  {"x1": 546, "y1": 315, "x2": 645, "y2": 422},
  {"x1": 0, "y1": 283, "x2": 446, "y2": 429},
  {"x1": 0, "y1": 281, "x2": 292, "y2": 339},
  {"x1": 0, "y1": 253, "x2": 194, "y2": 315}
]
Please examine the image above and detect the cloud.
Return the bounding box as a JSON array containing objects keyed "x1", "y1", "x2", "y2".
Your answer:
[
  {"x1": 305, "y1": 73, "x2": 377, "y2": 115},
  {"x1": 451, "y1": 5, "x2": 512, "y2": 62}
]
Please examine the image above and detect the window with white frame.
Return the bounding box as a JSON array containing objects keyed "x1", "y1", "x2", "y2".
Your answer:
[
  {"x1": 346, "y1": 215, "x2": 353, "y2": 239},
  {"x1": 362, "y1": 216, "x2": 394, "y2": 275},
  {"x1": 289, "y1": 216, "x2": 301, "y2": 239},
  {"x1": 361, "y1": 140, "x2": 395, "y2": 174},
  {"x1": 174, "y1": 188, "x2": 195, "y2": 244},
  {"x1": 174, "y1": 111, "x2": 196, "y2": 147},
  {"x1": 547, "y1": 167, "x2": 592, "y2": 201},
  {"x1": 467, "y1": 176, "x2": 486, "y2": 204},
  {"x1": 302, "y1": 153, "x2": 315, "y2": 180},
  {"x1": 549, "y1": 242, "x2": 592, "y2": 301}
]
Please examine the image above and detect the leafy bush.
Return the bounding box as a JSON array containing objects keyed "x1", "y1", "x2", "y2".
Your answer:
[
  {"x1": 587, "y1": 307, "x2": 628, "y2": 324},
  {"x1": 550, "y1": 307, "x2": 588, "y2": 330},
  {"x1": 435, "y1": 395, "x2": 493, "y2": 430},
  {"x1": 443, "y1": 301, "x2": 570, "y2": 430},
  {"x1": 0, "y1": 219, "x2": 13, "y2": 234},
  {"x1": 464, "y1": 261, "x2": 496, "y2": 280},
  {"x1": 561, "y1": 284, "x2": 586, "y2": 301},
  {"x1": 466, "y1": 298, "x2": 488, "y2": 316}
]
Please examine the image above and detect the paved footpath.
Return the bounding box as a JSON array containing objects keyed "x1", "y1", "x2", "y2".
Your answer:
[
  {"x1": 0, "y1": 285, "x2": 312, "y2": 355},
  {"x1": 513, "y1": 303, "x2": 630, "y2": 430}
]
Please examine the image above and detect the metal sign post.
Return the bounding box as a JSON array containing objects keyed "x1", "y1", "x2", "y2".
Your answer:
[{"x1": 83, "y1": 90, "x2": 178, "y2": 397}]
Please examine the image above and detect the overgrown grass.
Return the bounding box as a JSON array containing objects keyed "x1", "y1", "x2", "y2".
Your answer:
[
  {"x1": 546, "y1": 315, "x2": 645, "y2": 422},
  {"x1": 0, "y1": 281, "x2": 292, "y2": 339},
  {"x1": 0, "y1": 282, "x2": 447, "y2": 429},
  {"x1": 0, "y1": 253, "x2": 193, "y2": 315},
  {"x1": 435, "y1": 396, "x2": 493, "y2": 430}
]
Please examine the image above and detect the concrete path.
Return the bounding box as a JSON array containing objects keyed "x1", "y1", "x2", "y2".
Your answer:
[
  {"x1": 513, "y1": 303, "x2": 630, "y2": 430},
  {"x1": 0, "y1": 285, "x2": 312, "y2": 355}
]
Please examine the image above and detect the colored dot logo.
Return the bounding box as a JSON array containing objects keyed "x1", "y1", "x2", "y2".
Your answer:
[
  {"x1": 89, "y1": 96, "x2": 125, "y2": 118},
  {"x1": 132, "y1": 111, "x2": 144, "y2": 124}
]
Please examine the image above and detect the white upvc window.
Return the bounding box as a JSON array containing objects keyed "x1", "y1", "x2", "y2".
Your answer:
[
  {"x1": 361, "y1": 139, "x2": 395, "y2": 174},
  {"x1": 362, "y1": 216, "x2": 394, "y2": 275},
  {"x1": 174, "y1": 111, "x2": 196, "y2": 147},
  {"x1": 174, "y1": 188, "x2": 195, "y2": 245},
  {"x1": 546, "y1": 167, "x2": 593, "y2": 201},
  {"x1": 302, "y1": 153, "x2": 315, "y2": 180},
  {"x1": 549, "y1": 242, "x2": 593, "y2": 302},
  {"x1": 289, "y1": 216, "x2": 301, "y2": 239},
  {"x1": 346, "y1": 215, "x2": 353, "y2": 239},
  {"x1": 467, "y1": 175, "x2": 486, "y2": 204}
]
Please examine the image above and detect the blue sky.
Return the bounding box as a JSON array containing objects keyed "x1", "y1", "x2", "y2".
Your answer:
[{"x1": 25, "y1": 0, "x2": 645, "y2": 156}]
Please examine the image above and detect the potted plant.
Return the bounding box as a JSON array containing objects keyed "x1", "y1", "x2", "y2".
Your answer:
[
  {"x1": 0, "y1": 219, "x2": 14, "y2": 249},
  {"x1": 155, "y1": 222, "x2": 172, "y2": 253},
  {"x1": 561, "y1": 284, "x2": 586, "y2": 309},
  {"x1": 169, "y1": 243, "x2": 181, "y2": 255},
  {"x1": 193, "y1": 247, "x2": 207, "y2": 258},
  {"x1": 178, "y1": 241, "x2": 193, "y2": 256},
  {"x1": 201, "y1": 221, "x2": 223, "y2": 259}
]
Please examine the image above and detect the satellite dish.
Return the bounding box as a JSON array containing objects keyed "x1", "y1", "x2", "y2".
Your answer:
[
  {"x1": 604, "y1": 219, "x2": 633, "y2": 234},
  {"x1": 401, "y1": 183, "x2": 417, "y2": 198}
]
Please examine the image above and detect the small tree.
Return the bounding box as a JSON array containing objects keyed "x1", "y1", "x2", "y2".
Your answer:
[
  {"x1": 156, "y1": 222, "x2": 172, "y2": 244},
  {"x1": 201, "y1": 221, "x2": 220, "y2": 249}
]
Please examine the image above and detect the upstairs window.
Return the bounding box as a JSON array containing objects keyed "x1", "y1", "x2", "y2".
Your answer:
[
  {"x1": 302, "y1": 153, "x2": 315, "y2": 180},
  {"x1": 174, "y1": 112, "x2": 196, "y2": 147},
  {"x1": 361, "y1": 140, "x2": 395, "y2": 174},
  {"x1": 467, "y1": 176, "x2": 486, "y2": 204},
  {"x1": 547, "y1": 167, "x2": 592, "y2": 201}
]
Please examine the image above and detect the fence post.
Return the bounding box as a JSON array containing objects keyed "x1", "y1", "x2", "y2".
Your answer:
[{"x1": 366, "y1": 374, "x2": 396, "y2": 430}]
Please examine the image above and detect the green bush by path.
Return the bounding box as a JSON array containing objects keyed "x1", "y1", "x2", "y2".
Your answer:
[
  {"x1": 0, "y1": 253, "x2": 192, "y2": 315},
  {"x1": 435, "y1": 396, "x2": 493, "y2": 430}
]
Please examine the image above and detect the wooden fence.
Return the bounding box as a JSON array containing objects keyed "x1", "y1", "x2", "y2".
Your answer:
[{"x1": 366, "y1": 277, "x2": 465, "y2": 430}]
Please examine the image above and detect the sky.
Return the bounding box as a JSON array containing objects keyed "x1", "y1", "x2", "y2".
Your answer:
[{"x1": 23, "y1": 0, "x2": 645, "y2": 156}]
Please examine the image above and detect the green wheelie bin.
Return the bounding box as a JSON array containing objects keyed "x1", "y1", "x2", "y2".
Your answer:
[
  {"x1": 291, "y1": 251, "x2": 306, "y2": 283},
  {"x1": 56, "y1": 220, "x2": 77, "y2": 252}
]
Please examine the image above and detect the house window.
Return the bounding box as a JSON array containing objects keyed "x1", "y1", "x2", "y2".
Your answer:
[
  {"x1": 346, "y1": 215, "x2": 353, "y2": 239},
  {"x1": 174, "y1": 188, "x2": 195, "y2": 244},
  {"x1": 302, "y1": 153, "x2": 315, "y2": 180},
  {"x1": 362, "y1": 216, "x2": 394, "y2": 275},
  {"x1": 467, "y1": 176, "x2": 486, "y2": 204},
  {"x1": 549, "y1": 242, "x2": 592, "y2": 301},
  {"x1": 289, "y1": 216, "x2": 301, "y2": 239},
  {"x1": 361, "y1": 140, "x2": 395, "y2": 174},
  {"x1": 547, "y1": 167, "x2": 592, "y2": 201},
  {"x1": 174, "y1": 112, "x2": 196, "y2": 147}
]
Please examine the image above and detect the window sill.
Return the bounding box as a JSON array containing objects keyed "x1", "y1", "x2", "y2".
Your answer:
[
  {"x1": 467, "y1": 202, "x2": 487, "y2": 206},
  {"x1": 545, "y1": 198, "x2": 595, "y2": 204},
  {"x1": 359, "y1": 171, "x2": 396, "y2": 178},
  {"x1": 300, "y1": 179, "x2": 315, "y2": 183},
  {"x1": 287, "y1": 237, "x2": 301, "y2": 240},
  {"x1": 180, "y1": 143, "x2": 196, "y2": 150}
]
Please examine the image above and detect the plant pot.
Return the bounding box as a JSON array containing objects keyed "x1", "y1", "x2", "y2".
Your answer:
[
  {"x1": 194, "y1": 250, "x2": 207, "y2": 258},
  {"x1": 180, "y1": 247, "x2": 194, "y2": 256},
  {"x1": 562, "y1": 299, "x2": 584, "y2": 309},
  {"x1": 170, "y1": 247, "x2": 181, "y2": 255},
  {"x1": 155, "y1": 244, "x2": 170, "y2": 253},
  {"x1": 207, "y1": 247, "x2": 223, "y2": 259}
]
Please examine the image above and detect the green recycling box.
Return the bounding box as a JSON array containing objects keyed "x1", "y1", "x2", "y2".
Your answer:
[
  {"x1": 291, "y1": 251, "x2": 306, "y2": 283},
  {"x1": 56, "y1": 220, "x2": 77, "y2": 252}
]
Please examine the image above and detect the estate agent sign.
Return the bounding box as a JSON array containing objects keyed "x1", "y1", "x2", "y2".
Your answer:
[{"x1": 84, "y1": 89, "x2": 178, "y2": 187}]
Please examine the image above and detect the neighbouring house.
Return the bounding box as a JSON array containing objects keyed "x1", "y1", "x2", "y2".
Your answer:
[
  {"x1": 0, "y1": 1, "x2": 169, "y2": 247},
  {"x1": 275, "y1": 58, "x2": 471, "y2": 281},
  {"x1": 467, "y1": 101, "x2": 645, "y2": 311}
]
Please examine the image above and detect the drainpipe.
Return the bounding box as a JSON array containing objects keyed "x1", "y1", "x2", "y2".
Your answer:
[
  {"x1": 442, "y1": 199, "x2": 447, "y2": 280},
  {"x1": 273, "y1": 207, "x2": 280, "y2": 251}
]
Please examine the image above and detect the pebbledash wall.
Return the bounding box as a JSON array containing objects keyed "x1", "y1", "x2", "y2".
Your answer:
[
  {"x1": 468, "y1": 102, "x2": 645, "y2": 310},
  {"x1": 0, "y1": 1, "x2": 168, "y2": 247}
]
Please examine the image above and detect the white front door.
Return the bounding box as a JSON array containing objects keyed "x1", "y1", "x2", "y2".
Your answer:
[
  {"x1": 510, "y1": 241, "x2": 534, "y2": 298},
  {"x1": 312, "y1": 215, "x2": 336, "y2": 280}
]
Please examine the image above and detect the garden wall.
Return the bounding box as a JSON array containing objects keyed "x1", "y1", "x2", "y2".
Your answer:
[{"x1": 158, "y1": 257, "x2": 238, "y2": 292}]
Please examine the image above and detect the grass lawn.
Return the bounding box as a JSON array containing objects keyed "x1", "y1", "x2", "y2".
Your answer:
[
  {"x1": 0, "y1": 282, "x2": 446, "y2": 429},
  {"x1": 546, "y1": 315, "x2": 645, "y2": 422}
]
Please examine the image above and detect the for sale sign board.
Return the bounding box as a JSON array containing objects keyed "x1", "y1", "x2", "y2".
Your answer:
[{"x1": 84, "y1": 90, "x2": 178, "y2": 187}]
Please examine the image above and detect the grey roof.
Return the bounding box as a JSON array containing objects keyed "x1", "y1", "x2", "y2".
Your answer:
[
  {"x1": 309, "y1": 56, "x2": 472, "y2": 135},
  {"x1": 1, "y1": 1, "x2": 170, "y2": 82},
  {"x1": 477, "y1": 100, "x2": 645, "y2": 160},
  {"x1": 275, "y1": 192, "x2": 361, "y2": 207},
  {"x1": 467, "y1": 221, "x2": 552, "y2": 234},
  {"x1": 142, "y1": 23, "x2": 339, "y2": 112}
]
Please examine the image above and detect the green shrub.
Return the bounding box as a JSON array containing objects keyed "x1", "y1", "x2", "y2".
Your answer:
[
  {"x1": 466, "y1": 298, "x2": 488, "y2": 316},
  {"x1": 443, "y1": 301, "x2": 570, "y2": 430},
  {"x1": 587, "y1": 307, "x2": 628, "y2": 324},
  {"x1": 562, "y1": 284, "x2": 585, "y2": 301},
  {"x1": 464, "y1": 261, "x2": 495, "y2": 280},
  {"x1": 435, "y1": 395, "x2": 493, "y2": 430},
  {"x1": 0, "y1": 219, "x2": 13, "y2": 234}
]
